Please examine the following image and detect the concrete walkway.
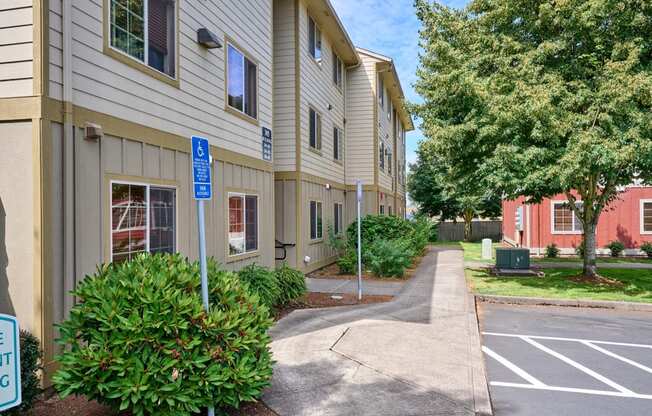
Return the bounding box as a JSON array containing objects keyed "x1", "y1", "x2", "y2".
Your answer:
[
  {"x1": 264, "y1": 247, "x2": 492, "y2": 416},
  {"x1": 306, "y1": 277, "x2": 405, "y2": 296}
]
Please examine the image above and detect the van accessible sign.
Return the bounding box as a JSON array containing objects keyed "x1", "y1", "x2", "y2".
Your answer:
[
  {"x1": 191, "y1": 136, "x2": 212, "y2": 200},
  {"x1": 0, "y1": 314, "x2": 20, "y2": 411}
]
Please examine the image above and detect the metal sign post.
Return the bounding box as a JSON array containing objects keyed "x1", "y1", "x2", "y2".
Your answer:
[
  {"x1": 356, "y1": 180, "x2": 363, "y2": 301},
  {"x1": 190, "y1": 136, "x2": 214, "y2": 416}
]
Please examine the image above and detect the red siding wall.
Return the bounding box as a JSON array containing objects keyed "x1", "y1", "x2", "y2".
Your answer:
[{"x1": 502, "y1": 187, "x2": 652, "y2": 254}]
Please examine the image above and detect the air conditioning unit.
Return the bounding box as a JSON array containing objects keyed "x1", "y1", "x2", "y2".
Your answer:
[{"x1": 496, "y1": 248, "x2": 530, "y2": 270}]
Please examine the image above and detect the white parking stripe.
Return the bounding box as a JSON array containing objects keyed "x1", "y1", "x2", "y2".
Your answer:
[
  {"x1": 582, "y1": 341, "x2": 652, "y2": 375},
  {"x1": 482, "y1": 345, "x2": 546, "y2": 387},
  {"x1": 490, "y1": 382, "x2": 652, "y2": 400},
  {"x1": 483, "y1": 332, "x2": 652, "y2": 349},
  {"x1": 520, "y1": 336, "x2": 635, "y2": 394}
]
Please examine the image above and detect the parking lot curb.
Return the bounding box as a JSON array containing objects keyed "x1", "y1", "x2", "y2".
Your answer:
[
  {"x1": 476, "y1": 294, "x2": 652, "y2": 312},
  {"x1": 469, "y1": 293, "x2": 494, "y2": 415}
]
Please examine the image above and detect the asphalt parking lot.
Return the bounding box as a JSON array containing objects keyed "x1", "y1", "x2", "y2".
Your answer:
[{"x1": 479, "y1": 303, "x2": 652, "y2": 416}]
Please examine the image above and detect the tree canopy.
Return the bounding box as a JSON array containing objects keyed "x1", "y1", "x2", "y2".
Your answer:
[{"x1": 413, "y1": 0, "x2": 652, "y2": 275}]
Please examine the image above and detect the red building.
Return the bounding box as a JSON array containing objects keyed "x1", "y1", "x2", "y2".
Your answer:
[{"x1": 502, "y1": 187, "x2": 652, "y2": 256}]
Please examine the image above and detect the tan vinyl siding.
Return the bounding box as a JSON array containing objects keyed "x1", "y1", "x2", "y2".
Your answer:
[
  {"x1": 272, "y1": 0, "x2": 296, "y2": 171},
  {"x1": 377, "y1": 70, "x2": 394, "y2": 192},
  {"x1": 0, "y1": 1, "x2": 33, "y2": 97},
  {"x1": 301, "y1": 180, "x2": 344, "y2": 271},
  {"x1": 0, "y1": 121, "x2": 35, "y2": 330},
  {"x1": 345, "y1": 55, "x2": 375, "y2": 184},
  {"x1": 49, "y1": 0, "x2": 63, "y2": 99},
  {"x1": 297, "y1": 0, "x2": 345, "y2": 183},
  {"x1": 63, "y1": 0, "x2": 272, "y2": 160},
  {"x1": 274, "y1": 179, "x2": 297, "y2": 266}
]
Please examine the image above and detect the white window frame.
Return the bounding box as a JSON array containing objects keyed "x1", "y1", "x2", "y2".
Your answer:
[
  {"x1": 332, "y1": 51, "x2": 343, "y2": 89},
  {"x1": 109, "y1": 180, "x2": 178, "y2": 262},
  {"x1": 310, "y1": 200, "x2": 323, "y2": 241},
  {"x1": 107, "y1": 0, "x2": 177, "y2": 79},
  {"x1": 308, "y1": 16, "x2": 322, "y2": 63},
  {"x1": 378, "y1": 75, "x2": 384, "y2": 108},
  {"x1": 226, "y1": 42, "x2": 258, "y2": 120},
  {"x1": 551, "y1": 200, "x2": 583, "y2": 235},
  {"x1": 640, "y1": 199, "x2": 652, "y2": 235},
  {"x1": 309, "y1": 106, "x2": 322, "y2": 150},
  {"x1": 333, "y1": 126, "x2": 343, "y2": 161},
  {"x1": 334, "y1": 202, "x2": 343, "y2": 235},
  {"x1": 227, "y1": 192, "x2": 260, "y2": 257}
]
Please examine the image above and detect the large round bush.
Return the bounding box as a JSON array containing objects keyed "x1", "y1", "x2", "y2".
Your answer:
[
  {"x1": 53, "y1": 254, "x2": 273, "y2": 416},
  {"x1": 346, "y1": 215, "x2": 414, "y2": 246}
]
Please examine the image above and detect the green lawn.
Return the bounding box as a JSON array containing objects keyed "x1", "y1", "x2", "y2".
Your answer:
[
  {"x1": 460, "y1": 242, "x2": 501, "y2": 262},
  {"x1": 466, "y1": 268, "x2": 652, "y2": 303}
]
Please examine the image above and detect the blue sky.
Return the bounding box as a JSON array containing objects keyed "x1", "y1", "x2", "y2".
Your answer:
[{"x1": 330, "y1": 0, "x2": 469, "y2": 167}]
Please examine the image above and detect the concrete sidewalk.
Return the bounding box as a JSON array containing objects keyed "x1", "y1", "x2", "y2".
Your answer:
[
  {"x1": 264, "y1": 247, "x2": 492, "y2": 416},
  {"x1": 306, "y1": 277, "x2": 405, "y2": 296}
]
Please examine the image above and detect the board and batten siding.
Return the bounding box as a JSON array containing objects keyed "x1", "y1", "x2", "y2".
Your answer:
[
  {"x1": 345, "y1": 54, "x2": 375, "y2": 185},
  {"x1": 297, "y1": 0, "x2": 346, "y2": 183},
  {"x1": 273, "y1": 0, "x2": 296, "y2": 172},
  {"x1": 301, "y1": 180, "x2": 344, "y2": 271},
  {"x1": 54, "y1": 0, "x2": 273, "y2": 160},
  {"x1": 0, "y1": 0, "x2": 34, "y2": 97},
  {"x1": 49, "y1": 0, "x2": 63, "y2": 99}
]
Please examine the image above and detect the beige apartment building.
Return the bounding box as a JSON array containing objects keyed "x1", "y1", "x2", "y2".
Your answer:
[
  {"x1": 0, "y1": 0, "x2": 276, "y2": 382},
  {"x1": 0, "y1": 0, "x2": 412, "y2": 382},
  {"x1": 272, "y1": 1, "x2": 413, "y2": 273}
]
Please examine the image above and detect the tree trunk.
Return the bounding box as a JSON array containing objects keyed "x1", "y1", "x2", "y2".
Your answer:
[
  {"x1": 583, "y1": 222, "x2": 598, "y2": 278},
  {"x1": 463, "y1": 209, "x2": 474, "y2": 242}
]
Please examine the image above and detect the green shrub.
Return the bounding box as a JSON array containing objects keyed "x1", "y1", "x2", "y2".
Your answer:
[
  {"x1": 545, "y1": 244, "x2": 560, "y2": 258},
  {"x1": 346, "y1": 215, "x2": 414, "y2": 247},
  {"x1": 409, "y1": 217, "x2": 432, "y2": 254},
  {"x1": 606, "y1": 241, "x2": 625, "y2": 257},
  {"x1": 53, "y1": 254, "x2": 273, "y2": 416},
  {"x1": 274, "y1": 262, "x2": 307, "y2": 305},
  {"x1": 237, "y1": 264, "x2": 281, "y2": 309},
  {"x1": 575, "y1": 241, "x2": 586, "y2": 257},
  {"x1": 640, "y1": 242, "x2": 652, "y2": 258},
  {"x1": 4, "y1": 331, "x2": 42, "y2": 415},
  {"x1": 337, "y1": 248, "x2": 358, "y2": 274},
  {"x1": 366, "y1": 239, "x2": 413, "y2": 278}
]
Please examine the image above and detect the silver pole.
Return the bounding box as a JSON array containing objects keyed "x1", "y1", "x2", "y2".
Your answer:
[
  {"x1": 357, "y1": 180, "x2": 363, "y2": 301},
  {"x1": 197, "y1": 200, "x2": 214, "y2": 416}
]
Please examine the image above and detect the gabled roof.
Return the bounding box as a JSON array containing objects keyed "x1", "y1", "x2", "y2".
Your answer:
[
  {"x1": 357, "y1": 48, "x2": 415, "y2": 131},
  {"x1": 305, "y1": 0, "x2": 359, "y2": 66}
]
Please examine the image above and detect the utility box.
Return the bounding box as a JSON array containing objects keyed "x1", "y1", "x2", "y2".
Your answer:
[{"x1": 496, "y1": 248, "x2": 530, "y2": 269}]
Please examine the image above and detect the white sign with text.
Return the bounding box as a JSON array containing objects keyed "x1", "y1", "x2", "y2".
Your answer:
[{"x1": 0, "y1": 314, "x2": 20, "y2": 412}]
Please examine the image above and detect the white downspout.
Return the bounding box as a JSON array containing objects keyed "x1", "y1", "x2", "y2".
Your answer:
[{"x1": 62, "y1": 0, "x2": 75, "y2": 314}]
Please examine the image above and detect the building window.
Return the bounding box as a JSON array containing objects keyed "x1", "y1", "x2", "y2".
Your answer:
[
  {"x1": 309, "y1": 107, "x2": 322, "y2": 150},
  {"x1": 387, "y1": 99, "x2": 392, "y2": 120},
  {"x1": 379, "y1": 205, "x2": 385, "y2": 215},
  {"x1": 111, "y1": 182, "x2": 176, "y2": 262},
  {"x1": 308, "y1": 16, "x2": 321, "y2": 62},
  {"x1": 332, "y1": 52, "x2": 343, "y2": 88},
  {"x1": 228, "y1": 193, "x2": 258, "y2": 256},
  {"x1": 387, "y1": 149, "x2": 392, "y2": 175},
  {"x1": 310, "y1": 201, "x2": 323, "y2": 240},
  {"x1": 641, "y1": 200, "x2": 652, "y2": 234},
  {"x1": 552, "y1": 201, "x2": 583, "y2": 233},
  {"x1": 109, "y1": 0, "x2": 176, "y2": 77},
  {"x1": 379, "y1": 141, "x2": 385, "y2": 170},
  {"x1": 378, "y1": 75, "x2": 384, "y2": 108},
  {"x1": 388, "y1": 206, "x2": 393, "y2": 216},
  {"x1": 227, "y1": 43, "x2": 257, "y2": 119},
  {"x1": 333, "y1": 126, "x2": 343, "y2": 161},
  {"x1": 334, "y1": 203, "x2": 343, "y2": 235}
]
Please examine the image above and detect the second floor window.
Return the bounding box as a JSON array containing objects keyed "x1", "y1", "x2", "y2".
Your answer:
[
  {"x1": 332, "y1": 52, "x2": 343, "y2": 88},
  {"x1": 309, "y1": 107, "x2": 322, "y2": 150},
  {"x1": 379, "y1": 141, "x2": 385, "y2": 170},
  {"x1": 333, "y1": 127, "x2": 343, "y2": 161},
  {"x1": 387, "y1": 150, "x2": 392, "y2": 174},
  {"x1": 378, "y1": 75, "x2": 384, "y2": 108},
  {"x1": 227, "y1": 44, "x2": 258, "y2": 119},
  {"x1": 110, "y1": 0, "x2": 176, "y2": 77},
  {"x1": 308, "y1": 17, "x2": 322, "y2": 62}
]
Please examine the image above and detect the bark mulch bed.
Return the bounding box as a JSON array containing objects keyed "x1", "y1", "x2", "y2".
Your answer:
[
  {"x1": 28, "y1": 293, "x2": 392, "y2": 416},
  {"x1": 307, "y1": 253, "x2": 426, "y2": 283}
]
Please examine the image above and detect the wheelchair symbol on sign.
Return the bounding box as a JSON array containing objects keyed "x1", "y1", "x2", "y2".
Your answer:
[{"x1": 196, "y1": 143, "x2": 205, "y2": 158}]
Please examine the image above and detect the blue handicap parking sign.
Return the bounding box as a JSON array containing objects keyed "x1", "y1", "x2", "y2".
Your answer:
[{"x1": 191, "y1": 136, "x2": 212, "y2": 200}]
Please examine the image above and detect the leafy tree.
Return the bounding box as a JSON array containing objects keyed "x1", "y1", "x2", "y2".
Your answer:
[
  {"x1": 413, "y1": 0, "x2": 652, "y2": 276},
  {"x1": 408, "y1": 147, "x2": 501, "y2": 241}
]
